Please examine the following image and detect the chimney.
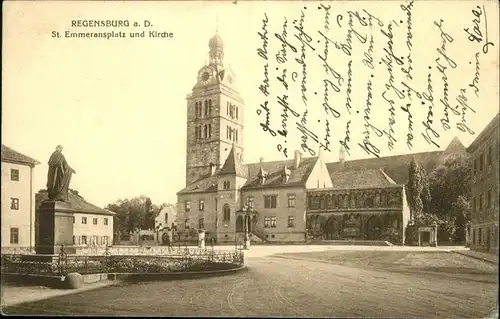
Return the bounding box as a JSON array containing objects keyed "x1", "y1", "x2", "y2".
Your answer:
[
  {"x1": 209, "y1": 162, "x2": 216, "y2": 176},
  {"x1": 293, "y1": 150, "x2": 302, "y2": 169},
  {"x1": 339, "y1": 146, "x2": 345, "y2": 165}
]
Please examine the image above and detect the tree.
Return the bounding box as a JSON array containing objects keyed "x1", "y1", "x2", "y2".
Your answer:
[
  {"x1": 407, "y1": 158, "x2": 431, "y2": 221},
  {"x1": 428, "y1": 153, "x2": 472, "y2": 242},
  {"x1": 106, "y1": 196, "x2": 158, "y2": 234}
]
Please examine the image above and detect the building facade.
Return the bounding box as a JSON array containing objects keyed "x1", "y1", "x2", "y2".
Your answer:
[
  {"x1": 467, "y1": 113, "x2": 499, "y2": 253},
  {"x1": 176, "y1": 33, "x2": 467, "y2": 245},
  {"x1": 36, "y1": 190, "x2": 115, "y2": 247},
  {"x1": 1, "y1": 145, "x2": 40, "y2": 252}
]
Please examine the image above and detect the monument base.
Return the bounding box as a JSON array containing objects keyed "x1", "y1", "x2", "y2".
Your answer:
[{"x1": 36, "y1": 200, "x2": 75, "y2": 255}]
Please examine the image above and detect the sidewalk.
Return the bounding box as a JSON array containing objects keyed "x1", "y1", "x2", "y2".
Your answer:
[
  {"x1": 1, "y1": 280, "x2": 117, "y2": 308},
  {"x1": 453, "y1": 249, "x2": 499, "y2": 264}
]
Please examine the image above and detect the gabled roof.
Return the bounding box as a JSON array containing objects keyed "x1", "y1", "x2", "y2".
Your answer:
[
  {"x1": 218, "y1": 143, "x2": 248, "y2": 177},
  {"x1": 36, "y1": 190, "x2": 115, "y2": 216},
  {"x1": 242, "y1": 156, "x2": 318, "y2": 190},
  {"x1": 329, "y1": 168, "x2": 396, "y2": 189},
  {"x1": 467, "y1": 113, "x2": 499, "y2": 153},
  {"x1": 1, "y1": 145, "x2": 40, "y2": 166},
  {"x1": 177, "y1": 156, "x2": 319, "y2": 194},
  {"x1": 177, "y1": 174, "x2": 218, "y2": 195}
]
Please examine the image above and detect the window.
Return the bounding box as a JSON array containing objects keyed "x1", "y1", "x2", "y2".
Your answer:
[
  {"x1": 208, "y1": 124, "x2": 212, "y2": 138},
  {"x1": 264, "y1": 195, "x2": 277, "y2": 208},
  {"x1": 288, "y1": 194, "x2": 296, "y2": 208},
  {"x1": 223, "y1": 204, "x2": 230, "y2": 221},
  {"x1": 288, "y1": 216, "x2": 295, "y2": 227},
  {"x1": 73, "y1": 216, "x2": 75, "y2": 224},
  {"x1": 488, "y1": 146, "x2": 492, "y2": 166},
  {"x1": 236, "y1": 106, "x2": 239, "y2": 119},
  {"x1": 10, "y1": 198, "x2": 19, "y2": 210},
  {"x1": 73, "y1": 236, "x2": 76, "y2": 245},
  {"x1": 247, "y1": 197, "x2": 254, "y2": 209},
  {"x1": 10, "y1": 169, "x2": 19, "y2": 181},
  {"x1": 104, "y1": 218, "x2": 109, "y2": 225},
  {"x1": 223, "y1": 181, "x2": 230, "y2": 190},
  {"x1": 10, "y1": 228, "x2": 19, "y2": 244},
  {"x1": 195, "y1": 102, "x2": 202, "y2": 118},
  {"x1": 487, "y1": 190, "x2": 492, "y2": 208},
  {"x1": 264, "y1": 216, "x2": 277, "y2": 228},
  {"x1": 82, "y1": 235, "x2": 88, "y2": 245},
  {"x1": 479, "y1": 154, "x2": 484, "y2": 172},
  {"x1": 185, "y1": 201, "x2": 191, "y2": 212},
  {"x1": 205, "y1": 100, "x2": 212, "y2": 116},
  {"x1": 185, "y1": 218, "x2": 190, "y2": 228},
  {"x1": 164, "y1": 213, "x2": 168, "y2": 224},
  {"x1": 198, "y1": 218, "x2": 204, "y2": 229},
  {"x1": 478, "y1": 228, "x2": 482, "y2": 244},
  {"x1": 195, "y1": 126, "x2": 202, "y2": 141},
  {"x1": 93, "y1": 218, "x2": 98, "y2": 225},
  {"x1": 473, "y1": 160, "x2": 477, "y2": 175},
  {"x1": 473, "y1": 197, "x2": 476, "y2": 213},
  {"x1": 235, "y1": 130, "x2": 238, "y2": 143},
  {"x1": 82, "y1": 217, "x2": 87, "y2": 224},
  {"x1": 479, "y1": 194, "x2": 483, "y2": 211},
  {"x1": 199, "y1": 200, "x2": 205, "y2": 211},
  {"x1": 473, "y1": 229, "x2": 476, "y2": 245}
]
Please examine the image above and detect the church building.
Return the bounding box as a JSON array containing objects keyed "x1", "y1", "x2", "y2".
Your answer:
[{"x1": 176, "y1": 32, "x2": 466, "y2": 245}]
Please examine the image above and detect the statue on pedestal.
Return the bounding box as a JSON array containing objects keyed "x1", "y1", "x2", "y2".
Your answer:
[{"x1": 46, "y1": 145, "x2": 76, "y2": 202}]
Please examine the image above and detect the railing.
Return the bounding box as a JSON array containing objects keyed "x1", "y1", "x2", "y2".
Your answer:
[
  {"x1": 1, "y1": 245, "x2": 244, "y2": 276},
  {"x1": 251, "y1": 225, "x2": 268, "y2": 242}
]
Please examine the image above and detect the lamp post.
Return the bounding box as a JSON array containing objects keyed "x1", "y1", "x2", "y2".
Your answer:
[{"x1": 243, "y1": 203, "x2": 251, "y2": 250}]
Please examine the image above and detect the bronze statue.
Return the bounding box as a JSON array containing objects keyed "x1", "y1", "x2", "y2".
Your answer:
[{"x1": 46, "y1": 145, "x2": 76, "y2": 201}]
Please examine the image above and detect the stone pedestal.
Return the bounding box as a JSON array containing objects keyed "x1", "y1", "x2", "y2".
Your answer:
[
  {"x1": 36, "y1": 201, "x2": 76, "y2": 255},
  {"x1": 198, "y1": 230, "x2": 205, "y2": 249}
]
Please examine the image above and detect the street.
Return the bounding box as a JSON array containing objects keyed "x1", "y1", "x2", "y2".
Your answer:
[{"x1": 3, "y1": 250, "x2": 498, "y2": 317}]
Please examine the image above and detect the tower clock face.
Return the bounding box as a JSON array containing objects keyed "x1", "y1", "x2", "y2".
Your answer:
[{"x1": 202, "y1": 72, "x2": 210, "y2": 81}]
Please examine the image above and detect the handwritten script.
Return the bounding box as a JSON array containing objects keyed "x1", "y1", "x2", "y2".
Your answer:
[{"x1": 255, "y1": 1, "x2": 497, "y2": 159}]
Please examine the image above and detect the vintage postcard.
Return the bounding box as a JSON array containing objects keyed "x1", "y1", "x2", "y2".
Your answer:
[{"x1": 1, "y1": 0, "x2": 499, "y2": 317}]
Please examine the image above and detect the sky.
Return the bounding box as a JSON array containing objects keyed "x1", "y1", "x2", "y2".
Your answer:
[{"x1": 2, "y1": 0, "x2": 499, "y2": 208}]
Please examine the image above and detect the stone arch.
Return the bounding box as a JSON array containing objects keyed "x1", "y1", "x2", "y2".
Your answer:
[{"x1": 365, "y1": 215, "x2": 383, "y2": 240}]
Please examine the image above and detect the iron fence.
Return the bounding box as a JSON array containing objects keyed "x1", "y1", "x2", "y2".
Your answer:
[{"x1": 1, "y1": 245, "x2": 244, "y2": 276}]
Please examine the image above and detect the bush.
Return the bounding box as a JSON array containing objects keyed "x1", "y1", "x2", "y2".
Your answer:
[{"x1": 381, "y1": 227, "x2": 401, "y2": 245}]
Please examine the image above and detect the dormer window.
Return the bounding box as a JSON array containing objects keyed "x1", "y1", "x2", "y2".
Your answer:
[
  {"x1": 223, "y1": 181, "x2": 230, "y2": 190},
  {"x1": 258, "y1": 167, "x2": 267, "y2": 185}
]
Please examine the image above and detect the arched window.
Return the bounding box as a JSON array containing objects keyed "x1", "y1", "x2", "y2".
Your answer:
[
  {"x1": 208, "y1": 124, "x2": 212, "y2": 138},
  {"x1": 208, "y1": 100, "x2": 212, "y2": 115},
  {"x1": 204, "y1": 124, "x2": 208, "y2": 139},
  {"x1": 223, "y1": 204, "x2": 230, "y2": 221}
]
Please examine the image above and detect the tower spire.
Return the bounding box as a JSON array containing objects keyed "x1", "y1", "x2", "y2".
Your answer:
[{"x1": 216, "y1": 12, "x2": 219, "y2": 33}]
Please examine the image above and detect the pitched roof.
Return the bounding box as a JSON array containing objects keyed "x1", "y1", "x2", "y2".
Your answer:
[
  {"x1": 242, "y1": 156, "x2": 318, "y2": 190},
  {"x1": 36, "y1": 190, "x2": 115, "y2": 216},
  {"x1": 326, "y1": 138, "x2": 466, "y2": 185},
  {"x1": 329, "y1": 168, "x2": 396, "y2": 189},
  {"x1": 218, "y1": 143, "x2": 248, "y2": 177},
  {"x1": 1, "y1": 145, "x2": 40, "y2": 166},
  {"x1": 467, "y1": 113, "x2": 499, "y2": 152},
  {"x1": 177, "y1": 174, "x2": 219, "y2": 195},
  {"x1": 177, "y1": 155, "x2": 318, "y2": 194}
]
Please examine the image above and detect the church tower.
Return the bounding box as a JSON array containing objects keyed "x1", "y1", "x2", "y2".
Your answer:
[{"x1": 185, "y1": 31, "x2": 245, "y2": 186}]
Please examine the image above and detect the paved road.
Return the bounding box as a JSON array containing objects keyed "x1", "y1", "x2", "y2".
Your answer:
[{"x1": 3, "y1": 256, "x2": 497, "y2": 317}]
